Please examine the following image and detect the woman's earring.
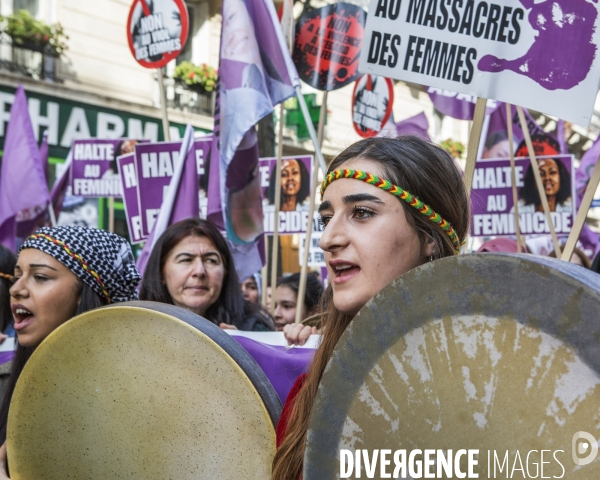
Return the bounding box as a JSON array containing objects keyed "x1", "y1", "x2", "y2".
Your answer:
[{"x1": 429, "y1": 255, "x2": 434, "y2": 262}]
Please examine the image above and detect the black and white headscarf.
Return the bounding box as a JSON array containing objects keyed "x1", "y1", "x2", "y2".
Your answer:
[{"x1": 20, "y1": 226, "x2": 140, "y2": 303}]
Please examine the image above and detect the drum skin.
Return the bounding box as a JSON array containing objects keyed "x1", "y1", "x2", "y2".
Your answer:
[
  {"x1": 7, "y1": 302, "x2": 281, "y2": 479},
  {"x1": 305, "y1": 254, "x2": 600, "y2": 479}
]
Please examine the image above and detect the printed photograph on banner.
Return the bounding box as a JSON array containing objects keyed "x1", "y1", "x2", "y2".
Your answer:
[
  {"x1": 293, "y1": 2, "x2": 366, "y2": 91},
  {"x1": 352, "y1": 74, "x2": 394, "y2": 137},
  {"x1": 471, "y1": 155, "x2": 575, "y2": 237},
  {"x1": 360, "y1": 0, "x2": 600, "y2": 125},
  {"x1": 134, "y1": 140, "x2": 183, "y2": 237},
  {"x1": 127, "y1": 0, "x2": 189, "y2": 68},
  {"x1": 70, "y1": 139, "x2": 141, "y2": 198},
  {"x1": 259, "y1": 155, "x2": 313, "y2": 234},
  {"x1": 117, "y1": 153, "x2": 146, "y2": 244}
]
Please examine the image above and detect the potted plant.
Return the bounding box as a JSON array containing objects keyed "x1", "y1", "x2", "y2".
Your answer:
[
  {"x1": 440, "y1": 138, "x2": 466, "y2": 159},
  {"x1": 0, "y1": 10, "x2": 68, "y2": 57},
  {"x1": 173, "y1": 61, "x2": 218, "y2": 94}
]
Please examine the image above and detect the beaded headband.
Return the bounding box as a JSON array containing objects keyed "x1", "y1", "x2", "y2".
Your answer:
[
  {"x1": 320, "y1": 169, "x2": 461, "y2": 253},
  {"x1": 27, "y1": 233, "x2": 111, "y2": 302},
  {"x1": 0, "y1": 272, "x2": 13, "y2": 281}
]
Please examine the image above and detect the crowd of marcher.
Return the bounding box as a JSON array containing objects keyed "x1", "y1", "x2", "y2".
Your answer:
[{"x1": 0, "y1": 135, "x2": 596, "y2": 479}]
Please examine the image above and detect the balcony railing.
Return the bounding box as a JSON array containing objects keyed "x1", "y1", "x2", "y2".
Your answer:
[
  {"x1": 0, "y1": 34, "x2": 63, "y2": 81},
  {"x1": 159, "y1": 75, "x2": 215, "y2": 117}
]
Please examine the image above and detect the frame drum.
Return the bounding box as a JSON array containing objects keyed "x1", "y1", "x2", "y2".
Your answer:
[
  {"x1": 8, "y1": 302, "x2": 281, "y2": 479},
  {"x1": 305, "y1": 254, "x2": 600, "y2": 479}
]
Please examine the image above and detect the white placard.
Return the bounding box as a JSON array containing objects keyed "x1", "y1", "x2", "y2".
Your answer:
[{"x1": 359, "y1": 0, "x2": 600, "y2": 126}]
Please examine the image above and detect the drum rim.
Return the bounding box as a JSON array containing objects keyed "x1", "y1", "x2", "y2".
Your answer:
[{"x1": 304, "y1": 253, "x2": 600, "y2": 477}]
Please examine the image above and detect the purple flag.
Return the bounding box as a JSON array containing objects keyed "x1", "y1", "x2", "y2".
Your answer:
[
  {"x1": 207, "y1": 0, "x2": 299, "y2": 241},
  {"x1": 136, "y1": 126, "x2": 197, "y2": 276},
  {"x1": 48, "y1": 150, "x2": 72, "y2": 223},
  {"x1": 16, "y1": 129, "x2": 51, "y2": 238},
  {"x1": 395, "y1": 112, "x2": 430, "y2": 141},
  {"x1": 0, "y1": 85, "x2": 50, "y2": 250},
  {"x1": 206, "y1": 0, "x2": 299, "y2": 279}
]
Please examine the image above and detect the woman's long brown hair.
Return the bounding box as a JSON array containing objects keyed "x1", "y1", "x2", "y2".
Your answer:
[{"x1": 271, "y1": 136, "x2": 469, "y2": 479}]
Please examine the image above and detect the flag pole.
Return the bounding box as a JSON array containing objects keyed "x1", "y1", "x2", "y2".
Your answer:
[
  {"x1": 295, "y1": 91, "x2": 328, "y2": 324},
  {"x1": 516, "y1": 106, "x2": 561, "y2": 257},
  {"x1": 270, "y1": 103, "x2": 285, "y2": 316},
  {"x1": 108, "y1": 197, "x2": 115, "y2": 233},
  {"x1": 48, "y1": 202, "x2": 57, "y2": 227},
  {"x1": 261, "y1": 239, "x2": 268, "y2": 307},
  {"x1": 158, "y1": 68, "x2": 171, "y2": 142},
  {"x1": 506, "y1": 104, "x2": 522, "y2": 252},
  {"x1": 561, "y1": 156, "x2": 600, "y2": 261},
  {"x1": 295, "y1": 86, "x2": 327, "y2": 174},
  {"x1": 463, "y1": 97, "x2": 487, "y2": 197}
]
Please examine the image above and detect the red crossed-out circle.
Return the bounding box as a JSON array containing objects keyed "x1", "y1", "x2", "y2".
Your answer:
[{"x1": 127, "y1": 0, "x2": 189, "y2": 69}]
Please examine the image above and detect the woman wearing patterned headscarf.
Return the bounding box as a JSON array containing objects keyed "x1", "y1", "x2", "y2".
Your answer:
[{"x1": 0, "y1": 226, "x2": 141, "y2": 451}]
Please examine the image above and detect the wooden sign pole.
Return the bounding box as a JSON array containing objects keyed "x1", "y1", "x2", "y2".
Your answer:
[
  {"x1": 269, "y1": 103, "x2": 286, "y2": 316},
  {"x1": 463, "y1": 98, "x2": 487, "y2": 197},
  {"x1": 506, "y1": 104, "x2": 522, "y2": 252},
  {"x1": 516, "y1": 106, "x2": 561, "y2": 257},
  {"x1": 561, "y1": 156, "x2": 600, "y2": 261},
  {"x1": 295, "y1": 91, "x2": 328, "y2": 324},
  {"x1": 157, "y1": 68, "x2": 171, "y2": 142}
]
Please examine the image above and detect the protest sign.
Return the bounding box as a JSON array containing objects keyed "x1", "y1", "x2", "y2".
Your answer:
[
  {"x1": 298, "y1": 214, "x2": 326, "y2": 267},
  {"x1": 293, "y1": 3, "x2": 366, "y2": 91},
  {"x1": 134, "y1": 141, "x2": 182, "y2": 236},
  {"x1": 70, "y1": 139, "x2": 141, "y2": 198},
  {"x1": 360, "y1": 1, "x2": 600, "y2": 125},
  {"x1": 471, "y1": 155, "x2": 575, "y2": 237},
  {"x1": 352, "y1": 74, "x2": 394, "y2": 138},
  {"x1": 260, "y1": 155, "x2": 313, "y2": 234},
  {"x1": 117, "y1": 153, "x2": 145, "y2": 244},
  {"x1": 127, "y1": 0, "x2": 189, "y2": 68}
]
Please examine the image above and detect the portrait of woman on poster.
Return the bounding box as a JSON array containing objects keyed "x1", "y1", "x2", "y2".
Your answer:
[
  {"x1": 265, "y1": 159, "x2": 310, "y2": 212},
  {"x1": 515, "y1": 157, "x2": 572, "y2": 213}
]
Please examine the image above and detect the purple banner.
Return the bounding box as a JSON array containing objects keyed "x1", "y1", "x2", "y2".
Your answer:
[
  {"x1": 70, "y1": 139, "x2": 141, "y2": 198},
  {"x1": 231, "y1": 335, "x2": 314, "y2": 403},
  {"x1": 117, "y1": 153, "x2": 145, "y2": 244},
  {"x1": 134, "y1": 141, "x2": 182, "y2": 237},
  {"x1": 259, "y1": 156, "x2": 313, "y2": 234},
  {"x1": 427, "y1": 88, "x2": 498, "y2": 120},
  {"x1": 471, "y1": 155, "x2": 575, "y2": 237}
]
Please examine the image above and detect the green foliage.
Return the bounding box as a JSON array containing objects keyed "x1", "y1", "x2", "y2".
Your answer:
[
  {"x1": 173, "y1": 61, "x2": 218, "y2": 93},
  {"x1": 0, "y1": 10, "x2": 68, "y2": 56},
  {"x1": 440, "y1": 138, "x2": 466, "y2": 159}
]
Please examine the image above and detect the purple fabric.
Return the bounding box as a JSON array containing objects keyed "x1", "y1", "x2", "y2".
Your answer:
[
  {"x1": 16, "y1": 130, "x2": 52, "y2": 238},
  {"x1": 478, "y1": 0, "x2": 597, "y2": 91},
  {"x1": 208, "y1": 0, "x2": 298, "y2": 244},
  {"x1": 427, "y1": 88, "x2": 498, "y2": 120},
  {"x1": 171, "y1": 138, "x2": 211, "y2": 224},
  {"x1": 49, "y1": 153, "x2": 72, "y2": 222},
  {"x1": 575, "y1": 136, "x2": 600, "y2": 256},
  {"x1": 0, "y1": 85, "x2": 50, "y2": 250},
  {"x1": 231, "y1": 335, "x2": 314, "y2": 403},
  {"x1": 395, "y1": 112, "x2": 430, "y2": 141},
  {"x1": 0, "y1": 351, "x2": 14, "y2": 366}
]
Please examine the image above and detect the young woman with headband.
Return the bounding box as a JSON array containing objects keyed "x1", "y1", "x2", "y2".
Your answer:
[
  {"x1": 273, "y1": 136, "x2": 470, "y2": 479},
  {"x1": 0, "y1": 226, "x2": 141, "y2": 478}
]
